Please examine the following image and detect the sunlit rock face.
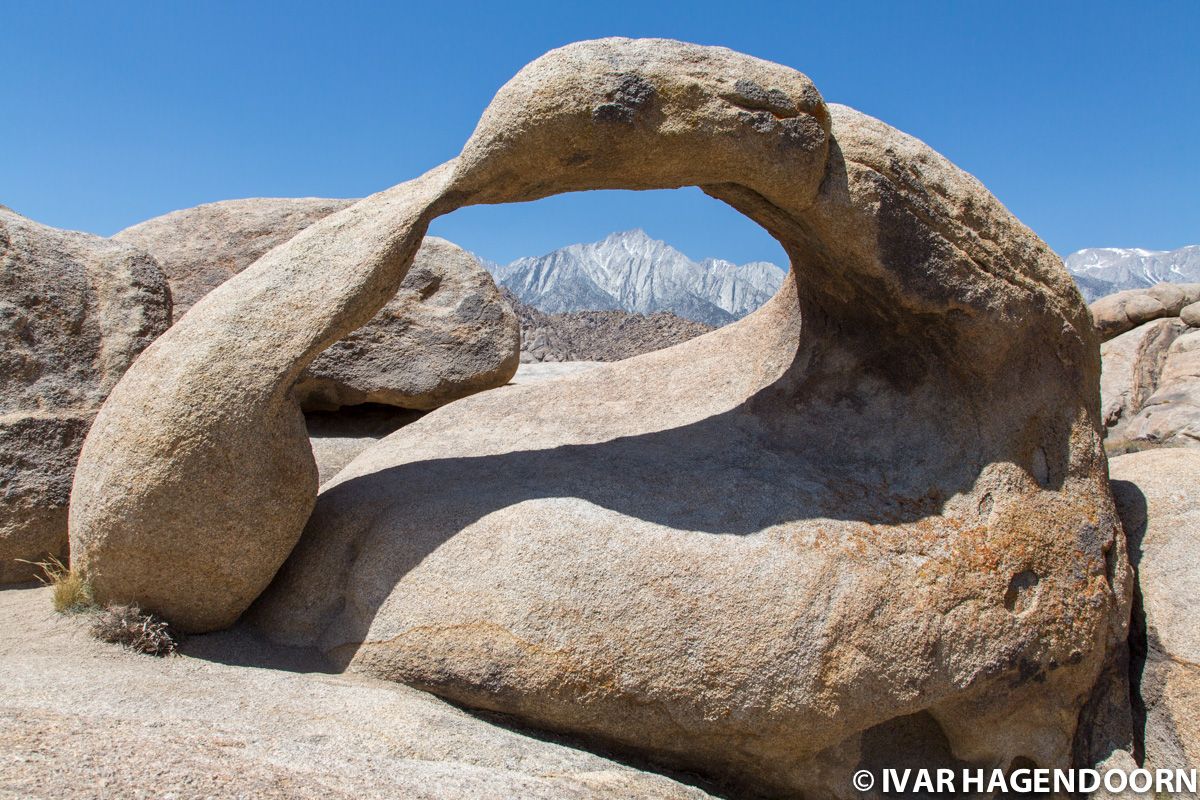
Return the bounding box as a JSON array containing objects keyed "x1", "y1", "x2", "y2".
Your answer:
[{"x1": 71, "y1": 38, "x2": 1126, "y2": 797}]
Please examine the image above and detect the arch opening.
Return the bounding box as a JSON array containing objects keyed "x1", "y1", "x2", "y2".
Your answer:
[{"x1": 429, "y1": 187, "x2": 792, "y2": 349}]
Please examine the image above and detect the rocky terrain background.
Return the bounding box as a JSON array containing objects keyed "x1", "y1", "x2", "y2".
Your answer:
[
  {"x1": 500, "y1": 288, "x2": 714, "y2": 362},
  {"x1": 2, "y1": 35, "x2": 1199, "y2": 800},
  {"x1": 483, "y1": 225, "x2": 1199, "y2": 316}
]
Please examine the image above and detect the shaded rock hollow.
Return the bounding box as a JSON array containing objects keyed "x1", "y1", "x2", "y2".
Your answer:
[{"x1": 71, "y1": 38, "x2": 1127, "y2": 797}]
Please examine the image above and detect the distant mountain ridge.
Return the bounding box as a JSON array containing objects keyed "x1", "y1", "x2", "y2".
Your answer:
[
  {"x1": 481, "y1": 231, "x2": 1200, "y2": 313},
  {"x1": 485, "y1": 229, "x2": 786, "y2": 326},
  {"x1": 1065, "y1": 245, "x2": 1200, "y2": 301}
]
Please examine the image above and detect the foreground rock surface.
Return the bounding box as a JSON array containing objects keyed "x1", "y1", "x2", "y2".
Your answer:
[
  {"x1": 0, "y1": 587, "x2": 713, "y2": 800},
  {"x1": 72, "y1": 36, "x2": 1127, "y2": 796},
  {"x1": 116, "y1": 200, "x2": 519, "y2": 410},
  {"x1": 0, "y1": 207, "x2": 170, "y2": 583},
  {"x1": 69, "y1": 34, "x2": 1130, "y2": 795},
  {"x1": 1110, "y1": 449, "x2": 1200, "y2": 783}
]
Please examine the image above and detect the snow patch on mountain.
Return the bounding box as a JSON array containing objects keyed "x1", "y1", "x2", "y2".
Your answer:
[{"x1": 1065, "y1": 244, "x2": 1200, "y2": 301}]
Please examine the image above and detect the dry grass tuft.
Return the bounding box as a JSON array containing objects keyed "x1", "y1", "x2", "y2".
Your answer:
[
  {"x1": 89, "y1": 604, "x2": 178, "y2": 657},
  {"x1": 1104, "y1": 438, "x2": 1156, "y2": 456},
  {"x1": 19, "y1": 556, "x2": 178, "y2": 656},
  {"x1": 18, "y1": 555, "x2": 94, "y2": 613}
]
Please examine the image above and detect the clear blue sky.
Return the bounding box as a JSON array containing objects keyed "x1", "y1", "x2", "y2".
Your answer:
[{"x1": 3, "y1": 1, "x2": 1197, "y2": 266}]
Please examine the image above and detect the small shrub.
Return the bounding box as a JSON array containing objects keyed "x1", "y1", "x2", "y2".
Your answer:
[
  {"x1": 89, "y1": 604, "x2": 178, "y2": 657},
  {"x1": 18, "y1": 555, "x2": 94, "y2": 613}
]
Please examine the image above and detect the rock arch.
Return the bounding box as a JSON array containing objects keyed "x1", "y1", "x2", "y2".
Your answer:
[{"x1": 71, "y1": 38, "x2": 1127, "y2": 796}]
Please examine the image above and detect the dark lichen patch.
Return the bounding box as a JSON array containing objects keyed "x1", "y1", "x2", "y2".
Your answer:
[
  {"x1": 779, "y1": 115, "x2": 826, "y2": 150},
  {"x1": 612, "y1": 74, "x2": 655, "y2": 108},
  {"x1": 737, "y1": 110, "x2": 779, "y2": 135},
  {"x1": 592, "y1": 74, "x2": 656, "y2": 124},
  {"x1": 724, "y1": 78, "x2": 800, "y2": 118},
  {"x1": 593, "y1": 103, "x2": 636, "y2": 123},
  {"x1": 1009, "y1": 656, "x2": 1048, "y2": 688}
]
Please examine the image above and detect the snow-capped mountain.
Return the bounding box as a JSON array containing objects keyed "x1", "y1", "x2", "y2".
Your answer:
[
  {"x1": 1065, "y1": 245, "x2": 1200, "y2": 301},
  {"x1": 488, "y1": 229, "x2": 786, "y2": 326}
]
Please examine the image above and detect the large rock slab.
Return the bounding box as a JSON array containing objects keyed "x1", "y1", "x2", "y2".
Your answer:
[
  {"x1": 104, "y1": 37, "x2": 1121, "y2": 795},
  {"x1": 1101, "y1": 318, "x2": 1200, "y2": 451},
  {"x1": 1, "y1": 206, "x2": 170, "y2": 583},
  {"x1": 1110, "y1": 449, "x2": 1200, "y2": 782},
  {"x1": 1091, "y1": 283, "x2": 1200, "y2": 342},
  {"x1": 294, "y1": 237, "x2": 520, "y2": 410},
  {"x1": 0, "y1": 586, "x2": 713, "y2": 799},
  {"x1": 72, "y1": 38, "x2": 1128, "y2": 795},
  {"x1": 116, "y1": 200, "x2": 519, "y2": 410},
  {"x1": 1100, "y1": 318, "x2": 1188, "y2": 446},
  {"x1": 1122, "y1": 328, "x2": 1200, "y2": 448}
]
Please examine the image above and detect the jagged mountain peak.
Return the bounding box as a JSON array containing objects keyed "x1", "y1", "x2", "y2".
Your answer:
[
  {"x1": 486, "y1": 231, "x2": 786, "y2": 326},
  {"x1": 603, "y1": 227, "x2": 654, "y2": 243}
]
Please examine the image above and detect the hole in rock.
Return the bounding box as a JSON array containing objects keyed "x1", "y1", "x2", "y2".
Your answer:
[
  {"x1": 1112, "y1": 478, "x2": 1151, "y2": 764},
  {"x1": 303, "y1": 403, "x2": 425, "y2": 439},
  {"x1": 1103, "y1": 536, "x2": 1117, "y2": 591},
  {"x1": 1030, "y1": 446, "x2": 1050, "y2": 488},
  {"x1": 856, "y1": 711, "x2": 978, "y2": 798},
  {"x1": 977, "y1": 491, "x2": 994, "y2": 520},
  {"x1": 1007, "y1": 755, "x2": 1039, "y2": 771},
  {"x1": 304, "y1": 403, "x2": 427, "y2": 485},
  {"x1": 1004, "y1": 570, "x2": 1041, "y2": 614},
  {"x1": 429, "y1": 187, "x2": 793, "y2": 365}
]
